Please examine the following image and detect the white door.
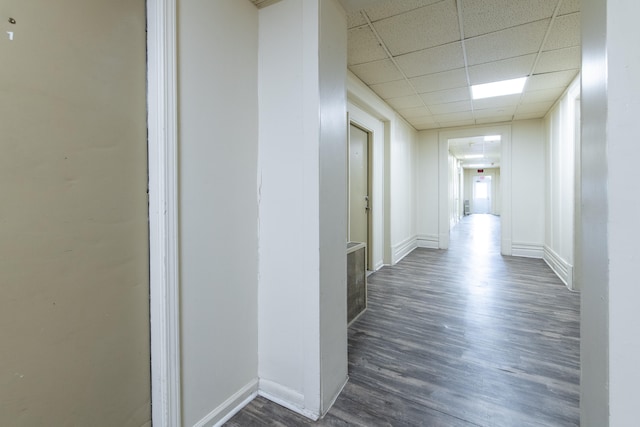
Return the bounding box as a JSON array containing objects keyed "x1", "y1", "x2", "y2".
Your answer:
[
  {"x1": 473, "y1": 176, "x2": 492, "y2": 214},
  {"x1": 349, "y1": 124, "x2": 369, "y2": 267}
]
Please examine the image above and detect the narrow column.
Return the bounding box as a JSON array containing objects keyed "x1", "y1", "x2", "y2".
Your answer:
[{"x1": 257, "y1": 0, "x2": 348, "y2": 419}]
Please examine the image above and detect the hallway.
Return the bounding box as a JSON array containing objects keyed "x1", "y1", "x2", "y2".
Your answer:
[{"x1": 227, "y1": 215, "x2": 580, "y2": 426}]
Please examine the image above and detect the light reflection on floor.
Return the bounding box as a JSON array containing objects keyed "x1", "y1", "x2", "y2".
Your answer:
[{"x1": 451, "y1": 214, "x2": 502, "y2": 323}]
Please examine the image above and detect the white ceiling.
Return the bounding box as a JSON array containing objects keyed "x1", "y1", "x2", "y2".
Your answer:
[
  {"x1": 343, "y1": 0, "x2": 580, "y2": 131},
  {"x1": 252, "y1": 0, "x2": 581, "y2": 164},
  {"x1": 449, "y1": 135, "x2": 501, "y2": 169}
]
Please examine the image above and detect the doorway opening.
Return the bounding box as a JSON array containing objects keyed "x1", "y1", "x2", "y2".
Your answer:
[
  {"x1": 442, "y1": 130, "x2": 508, "y2": 253},
  {"x1": 348, "y1": 123, "x2": 372, "y2": 271},
  {"x1": 473, "y1": 175, "x2": 492, "y2": 214}
]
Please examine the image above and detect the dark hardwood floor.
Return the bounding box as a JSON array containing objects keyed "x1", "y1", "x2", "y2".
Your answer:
[{"x1": 226, "y1": 214, "x2": 580, "y2": 426}]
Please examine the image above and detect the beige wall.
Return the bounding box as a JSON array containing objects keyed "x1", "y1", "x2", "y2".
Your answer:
[{"x1": 0, "y1": 1, "x2": 150, "y2": 425}]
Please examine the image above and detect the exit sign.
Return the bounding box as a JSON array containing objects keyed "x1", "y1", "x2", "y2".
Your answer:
[{"x1": 477, "y1": 169, "x2": 484, "y2": 173}]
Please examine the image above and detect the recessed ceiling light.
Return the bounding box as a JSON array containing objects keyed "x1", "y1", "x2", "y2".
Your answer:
[
  {"x1": 464, "y1": 154, "x2": 484, "y2": 159},
  {"x1": 471, "y1": 77, "x2": 527, "y2": 100},
  {"x1": 484, "y1": 135, "x2": 501, "y2": 142}
]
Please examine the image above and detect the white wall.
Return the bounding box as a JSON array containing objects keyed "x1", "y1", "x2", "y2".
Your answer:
[
  {"x1": 606, "y1": 0, "x2": 640, "y2": 422},
  {"x1": 390, "y1": 116, "x2": 419, "y2": 262},
  {"x1": 544, "y1": 77, "x2": 580, "y2": 289},
  {"x1": 416, "y1": 131, "x2": 440, "y2": 248},
  {"x1": 582, "y1": 0, "x2": 640, "y2": 424},
  {"x1": 258, "y1": 0, "x2": 347, "y2": 418},
  {"x1": 177, "y1": 1, "x2": 259, "y2": 425},
  {"x1": 318, "y1": 0, "x2": 349, "y2": 413},
  {"x1": 511, "y1": 120, "x2": 546, "y2": 258},
  {"x1": 580, "y1": 1, "x2": 608, "y2": 424}
]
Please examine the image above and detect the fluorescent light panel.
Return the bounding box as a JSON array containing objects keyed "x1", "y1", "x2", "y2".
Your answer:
[
  {"x1": 464, "y1": 154, "x2": 484, "y2": 159},
  {"x1": 472, "y1": 77, "x2": 527, "y2": 100}
]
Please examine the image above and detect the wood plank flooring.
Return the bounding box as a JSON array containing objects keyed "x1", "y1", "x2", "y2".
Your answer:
[{"x1": 226, "y1": 214, "x2": 580, "y2": 426}]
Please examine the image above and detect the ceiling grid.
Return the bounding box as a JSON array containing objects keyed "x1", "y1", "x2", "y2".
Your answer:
[{"x1": 344, "y1": 0, "x2": 581, "y2": 130}]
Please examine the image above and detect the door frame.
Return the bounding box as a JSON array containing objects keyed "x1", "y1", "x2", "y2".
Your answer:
[
  {"x1": 348, "y1": 122, "x2": 373, "y2": 270},
  {"x1": 147, "y1": 0, "x2": 181, "y2": 425},
  {"x1": 438, "y1": 125, "x2": 512, "y2": 255}
]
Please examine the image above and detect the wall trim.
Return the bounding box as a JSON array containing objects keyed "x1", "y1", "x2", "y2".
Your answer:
[
  {"x1": 147, "y1": 0, "x2": 181, "y2": 425},
  {"x1": 258, "y1": 379, "x2": 320, "y2": 421},
  {"x1": 392, "y1": 236, "x2": 417, "y2": 264},
  {"x1": 193, "y1": 380, "x2": 258, "y2": 427},
  {"x1": 512, "y1": 242, "x2": 544, "y2": 259},
  {"x1": 543, "y1": 245, "x2": 574, "y2": 290},
  {"x1": 416, "y1": 234, "x2": 439, "y2": 249}
]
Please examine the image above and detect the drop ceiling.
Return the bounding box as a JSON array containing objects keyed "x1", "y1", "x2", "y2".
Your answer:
[
  {"x1": 449, "y1": 135, "x2": 501, "y2": 169},
  {"x1": 252, "y1": 0, "x2": 580, "y2": 134},
  {"x1": 344, "y1": 0, "x2": 580, "y2": 130}
]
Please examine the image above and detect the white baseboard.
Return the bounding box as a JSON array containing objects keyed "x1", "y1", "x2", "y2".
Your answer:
[
  {"x1": 372, "y1": 260, "x2": 384, "y2": 271},
  {"x1": 392, "y1": 236, "x2": 417, "y2": 264},
  {"x1": 543, "y1": 246, "x2": 574, "y2": 290},
  {"x1": 258, "y1": 378, "x2": 320, "y2": 421},
  {"x1": 416, "y1": 234, "x2": 439, "y2": 249},
  {"x1": 511, "y1": 242, "x2": 544, "y2": 259},
  {"x1": 501, "y1": 238, "x2": 512, "y2": 256},
  {"x1": 193, "y1": 379, "x2": 258, "y2": 427}
]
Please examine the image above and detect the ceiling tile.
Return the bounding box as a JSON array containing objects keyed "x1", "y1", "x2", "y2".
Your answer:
[
  {"x1": 472, "y1": 94, "x2": 521, "y2": 110},
  {"x1": 410, "y1": 68, "x2": 468, "y2": 94},
  {"x1": 407, "y1": 115, "x2": 438, "y2": 127},
  {"x1": 414, "y1": 122, "x2": 442, "y2": 130},
  {"x1": 521, "y1": 87, "x2": 565, "y2": 103},
  {"x1": 349, "y1": 59, "x2": 404, "y2": 85},
  {"x1": 515, "y1": 100, "x2": 555, "y2": 114},
  {"x1": 429, "y1": 100, "x2": 473, "y2": 115},
  {"x1": 535, "y1": 46, "x2": 581, "y2": 74},
  {"x1": 558, "y1": 0, "x2": 580, "y2": 16},
  {"x1": 476, "y1": 116, "x2": 513, "y2": 124},
  {"x1": 420, "y1": 86, "x2": 470, "y2": 104},
  {"x1": 461, "y1": 0, "x2": 557, "y2": 38},
  {"x1": 465, "y1": 19, "x2": 549, "y2": 65},
  {"x1": 438, "y1": 119, "x2": 476, "y2": 128},
  {"x1": 348, "y1": 26, "x2": 389, "y2": 66},
  {"x1": 544, "y1": 12, "x2": 581, "y2": 50},
  {"x1": 372, "y1": 0, "x2": 460, "y2": 56},
  {"x1": 526, "y1": 69, "x2": 578, "y2": 91},
  {"x1": 433, "y1": 111, "x2": 475, "y2": 123},
  {"x1": 364, "y1": 0, "x2": 443, "y2": 22},
  {"x1": 395, "y1": 42, "x2": 465, "y2": 78},
  {"x1": 473, "y1": 106, "x2": 517, "y2": 118},
  {"x1": 398, "y1": 106, "x2": 432, "y2": 118},
  {"x1": 347, "y1": 11, "x2": 367, "y2": 28},
  {"x1": 370, "y1": 79, "x2": 416, "y2": 99},
  {"x1": 514, "y1": 112, "x2": 547, "y2": 120},
  {"x1": 386, "y1": 94, "x2": 425, "y2": 110},
  {"x1": 468, "y1": 54, "x2": 536, "y2": 85},
  {"x1": 345, "y1": 0, "x2": 581, "y2": 131}
]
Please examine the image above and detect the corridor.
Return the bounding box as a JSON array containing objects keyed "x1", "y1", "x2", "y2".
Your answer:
[{"x1": 227, "y1": 214, "x2": 580, "y2": 426}]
